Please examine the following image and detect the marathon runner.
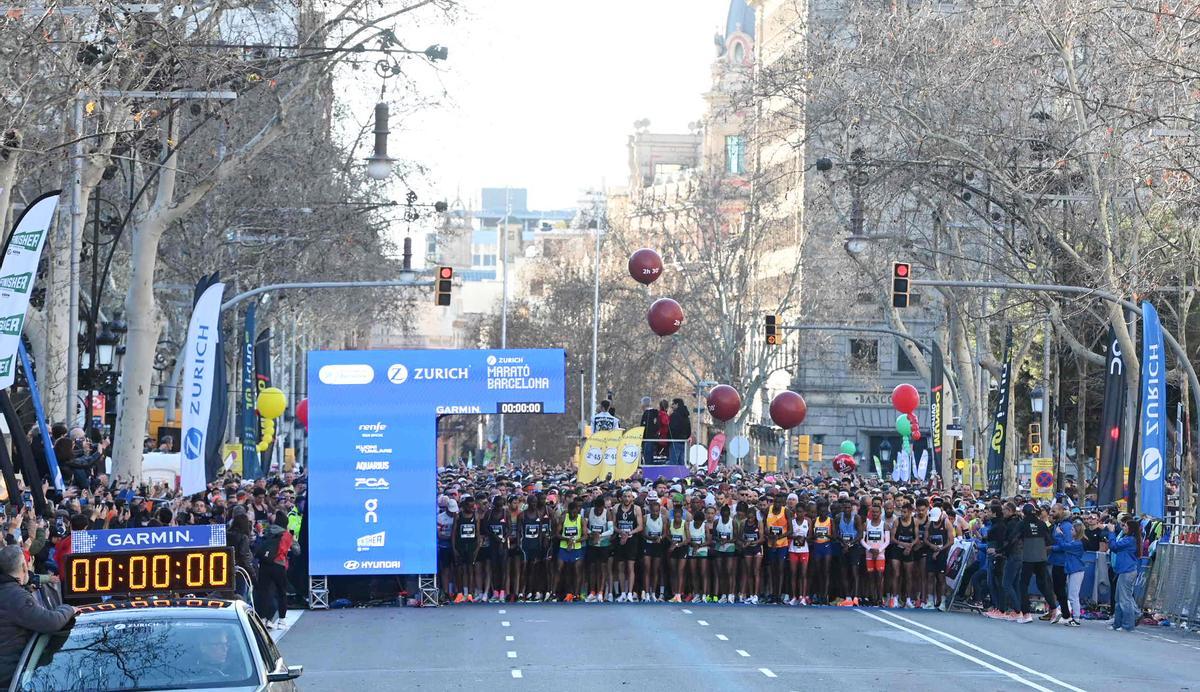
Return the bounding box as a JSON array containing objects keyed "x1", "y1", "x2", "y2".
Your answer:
[
  {"x1": 892, "y1": 500, "x2": 920, "y2": 608},
  {"x1": 585, "y1": 495, "x2": 613, "y2": 602},
  {"x1": 556, "y1": 497, "x2": 585, "y2": 602},
  {"x1": 687, "y1": 502, "x2": 712, "y2": 602},
  {"x1": 764, "y1": 493, "x2": 791, "y2": 604},
  {"x1": 437, "y1": 496, "x2": 456, "y2": 604},
  {"x1": 668, "y1": 495, "x2": 689, "y2": 603},
  {"x1": 837, "y1": 499, "x2": 864, "y2": 606},
  {"x1": 713, "y1": 503, "x2": 737, "y2": 603},
  {"x1": 613, "y1": 489, "x2": 644, "y2": 602},
  {"x1": 737, "y1": 500, "x2": 762, "y2": 604},
  {"x1": 787, "y1": 497, "x2": 809, "y2": 605},
  {"x1": 484, "y1": 495, "x2": 509, "y2": 603},
  {"x1": 451, "y1": 496, "x2": 480, "y2": 603},
  {"x1": 809, "y1": 501, "x2": 835, "y2": 605},
  {"x1": 641, "y1": 494, "x2": 666, "y2": 602},
  {"x1": 519, "y1": 494, "x2": 546, "y2": 602},
  {"x1": 923, "y1": 499, "x2": 954, "y2": 609},
  {"x1": 863, "y1": 501, "x2": 890, "y2": 606}
]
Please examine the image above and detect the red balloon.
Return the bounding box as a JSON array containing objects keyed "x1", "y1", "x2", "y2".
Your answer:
[
  {"x1": 628, "y1": 248, "x2": 664, "y2": 285},
  {"x1": 647, "y1": 298, "x2": 684, "y2": 336},
  {"x1": 833, "y1": 453, "x2": 857, "y2": 474},
  {"x1": 892, "y1": 383, "x2": 920, "y2": 414},
  {"x1": 296, "y1": 398, "x2": 309, "y2": 430},
  {"x1": 912, "y1": 430, "x2": 922, "y2": 441},
  {"x1": 769, "y1": 391, "x2": 807, "y2": 430},
  {"x1": 706, "y1": 385, "x2": 741, "y2": 422}
]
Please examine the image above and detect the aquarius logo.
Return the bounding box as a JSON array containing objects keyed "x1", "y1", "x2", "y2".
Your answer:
[
  {"x1": 0, "y1": 314, "x2": 23, "y2": 336},
  {"x1": 8, "y1": 231, "x2": 43, "y2": 252},
  {"x1": 0, "y1": 357, "x2": 11, "y2": 379},
  {"x1": 0, "y1": 273, "x2": 31, "y2": 294}
]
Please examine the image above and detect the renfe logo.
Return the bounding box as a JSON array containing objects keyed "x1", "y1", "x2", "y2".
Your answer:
[{"x1": 183, "y1": 427, "x2": 204, "y2": 460}]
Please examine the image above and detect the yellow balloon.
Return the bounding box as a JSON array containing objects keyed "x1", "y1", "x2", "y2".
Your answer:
[{"x1": 257, "y1": 387, "x2": 287, "y2": 419}]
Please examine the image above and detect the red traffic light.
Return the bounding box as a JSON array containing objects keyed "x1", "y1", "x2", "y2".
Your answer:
[
  {"x1": 894, "y1": 262, "x2": 909, "y2": 278},
  {"x1": 438, "y1": 266, "x2": 453, "y2": 279}
]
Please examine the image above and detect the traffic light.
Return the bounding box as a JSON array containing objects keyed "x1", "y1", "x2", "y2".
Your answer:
[
  {"x1": 1028, "y1": 423, "x2": 1041, "y2": 455},
  {"x1": 891, "y1": 262, "x2": 911, "y2": 308},
  {"x1": 765, "y1": 314, "x2": 781, "y2": 346},
  {"x1": 796, "y1": 434, "x2": 811, "y2": 463},
  {"x1": 434, "y1": 266, "x2": 453, "y2": 306}
]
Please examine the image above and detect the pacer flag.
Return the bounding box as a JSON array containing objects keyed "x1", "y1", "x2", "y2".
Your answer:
[
  {"x1": 986, "y1": 328, "x2": 1014, "y2": 494},
  {"x1": 240, "y1": 303, "x2": 258, "y2": 478},
  {"x1": 1097, "y1": 326, "x2": 1129, "y2": 507},
  {"x1": 929, "y1": 342, "x2": 945, "y2": 474},
  {"x1": 0, "y1": 191, "x2": 59, "y2": 389},
  {"x1": 181, "y1": 275, "x2": 226, "y2": 496},
  {"x1": 1138, "y1": 302, "x2": 1166, "y2": 517}
]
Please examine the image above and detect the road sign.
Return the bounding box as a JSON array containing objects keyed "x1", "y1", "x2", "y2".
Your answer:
[
  {"x1": 688, "y1": 444, "x2": 708, "y2": 466},
  {"x1": 1031, "y1": 457, "x2": 1054, "y2": 500},
  {"x1": 728, "y1": 435, "x2": 750, "y2": 459}
]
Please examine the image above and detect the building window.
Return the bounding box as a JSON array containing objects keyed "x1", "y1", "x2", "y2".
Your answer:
[
  {"x1": 732, "y1": 42, "x2": 746, "y2": 63},
  {"x1": 896, "y1": 345, "x2": 917, "y2": 372},
  {"x1": 849, "y1": 338, "x2": 878, "y2": 370},
  {"x1": 725, "y1": 135, "x2": 746, "y2": 175}
]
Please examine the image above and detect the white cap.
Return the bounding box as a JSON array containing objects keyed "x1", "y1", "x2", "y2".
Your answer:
[
  {"x1": 787, "y1": 493, "x2": 799, "y2": 502},
  {"x1": 704, "y1": 494, "x2": 717, "y2": 508},
  {"x1": 671, "y1": 484, "x2": 683, "y2": 493},
  {"x1": 930, "y1": 507, "x2": 943, "y2": 522},
  {"x1": 447, "y1": 499, "x2": 459, "y2": 514}
]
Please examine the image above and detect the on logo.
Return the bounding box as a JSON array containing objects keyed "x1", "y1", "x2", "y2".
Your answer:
[
  {"x1": 387, "y1": 364, "x2": 408, "y2": 384},
  {"x1": 183, "y1": 428, "x2": 204, "y2": 460}
]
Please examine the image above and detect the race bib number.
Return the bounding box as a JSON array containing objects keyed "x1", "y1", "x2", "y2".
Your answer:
[
  {"x1": 460, "y1": 524, "x2": 475, "y2": 539},
  {"x1": 564, "y1": 526, "x2": 578, "y2": 538},
  {"x1": 524, "y1": 525, "x2": 539, "y2": 539},
  {"x1": 867, "y1": 529, "x2": 883, "y2": 541},
  {"x1": 769, "y1": 526, "x2": 783, "y2": 536},
  {"x1": 672, "y1": 534, "x2": 684, "y2": 544},
  {"x1": 815, "y1": 526, "x2": 830, "y2": 538}
]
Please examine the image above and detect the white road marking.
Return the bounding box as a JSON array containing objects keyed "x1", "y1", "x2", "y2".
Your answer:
[
  {"x1": 681, "y1": 608, "x2": 692, "y2": 614},
  {"x1": 507, "y1": 651, "x2": 517, "y2": 659},
  {"x1": 697, "y1": 620, "x2": 709, "y2": 626},
  {"x1": 856, "y1": 609, "x2": 1054, "y2": 692},
  {"x1": 737, "y1": 649, "x2": 750, "y2": 657},
  {"x1": 880, "y1": 610, "x2": 1086, "y2": 692},
  {"x1": 505, "y1": 635, "x2": 514, "y2": 642},
  {"x1": 759, "y1": 668, "x2": 777, "y2": 678},
  {"x1": 498, "y1": 609, "x2": 506, "y2": 614},
  {"x1": 501, "y1": 621, "x2": 511, "y2": 627},
  {"x1": 715, "y1": 634, "x2": 729, "y2": 641},
  {"x1": 269, "y1": 610, "x2": 305, "y2": 643},
  {"x1": 511, "y1": 669, "x2": 523, "y2": 679}
]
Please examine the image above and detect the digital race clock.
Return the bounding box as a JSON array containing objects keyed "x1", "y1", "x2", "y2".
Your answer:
[{"x1": 63, "y1": 547, "x2": 234, "y2": 599}]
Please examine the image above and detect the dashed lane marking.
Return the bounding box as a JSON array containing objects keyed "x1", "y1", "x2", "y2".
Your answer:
[
  {"x1": 511, "y1": 670, "x2": 523, "y2": 679},
  {"x1": 759, "y1": 668, "x2": 777, "y2": 678},
  {"x1": 501, "y1": 621, "x2": 511, "y2": 627},
  {"x1": 681, "y1": 608, "x2": 692, "y2": 614},
  {"x1": 737, "y1": 650, "x2": 750, "y2": 657},
  {"x1": 505, "y1": 635, "x2": 514, "y2": 642},
  {"x1": 697, "y1": 620, "x2": 709, "y2": 626},
  {"x1": 716, "y1": 634, "x2": 729, "y2": 641},
  {"x1": 507, "y1": 651, "x2": 517, "y2": 659},
  {"x1": 498, "y1": 609, "x2": 506, "y2": 614}
]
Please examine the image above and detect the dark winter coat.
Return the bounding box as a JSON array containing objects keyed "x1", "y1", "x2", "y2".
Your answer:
[{"x1": 0, "y1": 574, "x2": 75, "y2": 687}]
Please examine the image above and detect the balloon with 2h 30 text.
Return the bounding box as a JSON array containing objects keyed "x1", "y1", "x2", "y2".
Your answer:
[
  {"x1": 647, "y1": 298, "x2": 684, "y2": 336},
  {"x1": 891, "y1": 383, "x2": 920, "y2": 414},
  {"x1": 628, "y1": 248, "x2": 664, "y2": 285},
  {"x1": 706, "y1": 385, "x2": 741, "y2": 422},
  {"x1": 769, "y1": 391, "x2": 807, "y2": 430}
]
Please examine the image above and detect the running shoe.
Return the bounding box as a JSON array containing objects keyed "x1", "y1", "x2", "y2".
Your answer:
[
  {"x1": 922, "y1": 601, "x2": 936, "y2": 610},
  {"x1": 465, "y1": 594, "x2": 474, "y2": 603},
  {"x1": 838, "y1": 598, "x2": 854, "y2": 607},
  {"x1": 585, "y1": 592, "x2": 597, "y2": 603},
  {"x1": 669, "y1": 595, "x2": 683, "y2": 603},
  {"x1": 1064, "y1": 619, "x2": 1080, "y2": 627},
  {"x1": 564, "y1": 593, "x2": 575, "y2": 603},
  {"x1": 904, "y1": 598, "x2": 915, "y2": 609},
  {"x1": 1049, "y1": 612, "x2": 1062, "y2": 624},
  {"x1": 606, "y1": 592, "x2": 615, "y2": 603},
  {"x1": 545, "y1": 593, "x2": 556, "y2": 602},
  {"x1": 617, "y1": 592, "x2": 628, "y2": 603},
  {"x1": 453, "y1": 594, "x2": 465, "y2": 604},
  {"x1": 1039, "y1": 612, "x2": 1054, "y2": 621},
  {"x1": 1019, "y1": 614, "x2": 1034, "y2": 623}
]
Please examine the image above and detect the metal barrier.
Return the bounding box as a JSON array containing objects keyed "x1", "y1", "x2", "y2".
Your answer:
[{"x1": 1143, "y1": 524, "x2": 1200, "y2": 627}]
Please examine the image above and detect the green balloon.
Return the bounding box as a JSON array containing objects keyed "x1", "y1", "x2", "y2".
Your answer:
[
  {"x1": 896, "y1": 414, "x2": 912, "y2": 437},
  {"x1": 840, "y1": 440, "x2": 857, "y2": 456}
]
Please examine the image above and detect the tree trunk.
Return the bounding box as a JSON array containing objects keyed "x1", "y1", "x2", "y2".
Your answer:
[
  {"x1": 42, "y1": 206, "x2": 71, "y2": 424},
  {"x1": 111, "y1": 219, "x2": 165, "y2": 480}
]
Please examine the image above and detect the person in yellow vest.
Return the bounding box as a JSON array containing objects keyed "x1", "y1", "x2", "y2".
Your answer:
[
  {"x1": 810, "y1": 501, "x2": 838, "y2": 605},
  {"x1": 556, "y1": 498, "x2": 585, "y2": 602}
]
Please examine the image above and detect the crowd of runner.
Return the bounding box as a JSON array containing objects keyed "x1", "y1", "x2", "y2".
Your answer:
[{"x1": 436, "y1": 463, "x2": 1148, "y2": 631}]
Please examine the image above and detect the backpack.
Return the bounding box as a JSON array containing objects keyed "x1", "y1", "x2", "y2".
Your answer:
[{"x1": 254, "y1": 531, "x2": 283, "y2": 562}]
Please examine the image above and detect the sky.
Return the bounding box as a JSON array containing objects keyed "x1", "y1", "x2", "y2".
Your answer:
[{"x1": 386, "y1": 0, "x2": 732, "y2": 211}]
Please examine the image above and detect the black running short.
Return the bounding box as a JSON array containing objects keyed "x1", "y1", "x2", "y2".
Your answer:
[{"x1": 586, "y1": 545, "x2": 612, "y2": 563}]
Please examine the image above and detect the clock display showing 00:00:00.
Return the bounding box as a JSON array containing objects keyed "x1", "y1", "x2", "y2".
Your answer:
[{"x1": 66, "y1": 547, "x2": 233, "y2": 596}]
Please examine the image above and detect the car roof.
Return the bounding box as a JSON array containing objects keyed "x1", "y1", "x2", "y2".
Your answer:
[{"x1": 74, "y1": 598, "x2": 245, "y2": 622}]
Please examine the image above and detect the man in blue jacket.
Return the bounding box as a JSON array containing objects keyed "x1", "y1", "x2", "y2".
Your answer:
[{"x1": 1106, "y1": 516, "x2": 1142, "y2": 631}]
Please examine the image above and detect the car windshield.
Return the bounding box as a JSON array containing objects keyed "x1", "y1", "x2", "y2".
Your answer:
[{"x1": 16, "y1": 617, "x2": 257, "y2": 691}]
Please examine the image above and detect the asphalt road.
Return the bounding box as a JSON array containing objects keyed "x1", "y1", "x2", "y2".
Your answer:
[{"x1": 277, "y1": 604, "x2": 1200, "y2": 691}]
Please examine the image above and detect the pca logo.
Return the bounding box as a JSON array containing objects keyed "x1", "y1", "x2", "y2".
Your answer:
[
  {"x1": 183, "y1": 428, "x2": 204, "y2": 460},
  {"x1": 387, "y1": 364, "x2": 408, "y2": 384}
]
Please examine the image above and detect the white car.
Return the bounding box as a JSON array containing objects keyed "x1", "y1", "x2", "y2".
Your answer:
[{"x1": 9, "y1": 598, "x2": 302, "y2": 691}]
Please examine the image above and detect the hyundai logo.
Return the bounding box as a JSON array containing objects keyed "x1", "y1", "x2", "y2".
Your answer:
[
  {"x1": 343, "y1": 560, "x2": 360, "y2": 570},
  {"x1": 183, "y1": 428, "x2": 204, "y2": 460}
]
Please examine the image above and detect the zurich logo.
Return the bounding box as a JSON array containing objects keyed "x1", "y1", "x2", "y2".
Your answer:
[
  {"x1": 486, "y1": 355, "x2": 497, "y2": 365},
  {"x1": 1142, "y1": 447, "x2": 1163, "y2": 482},
  {"x1": 343, "y1": 560, "x2": 360, "y2": 570},
  {"x1": 183, "y1": 428, "x2": 204, "y2": 460},
  {"x1": 387, "y1": 364, "x2": 408, "y2": 384}
]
